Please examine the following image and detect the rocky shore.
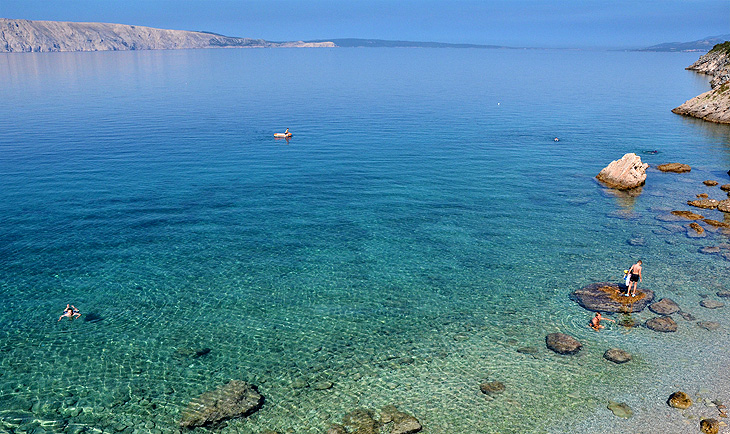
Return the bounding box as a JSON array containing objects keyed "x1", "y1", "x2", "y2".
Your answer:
[
  {"x1": 0, "y1": 18, "x2": 335, "y2": 53},
  {"x1": 672, "y1": 41, "x2": 730, "y2": 124}
]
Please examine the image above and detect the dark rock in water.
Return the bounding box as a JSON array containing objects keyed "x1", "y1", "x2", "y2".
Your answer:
[
  {"x1": 342, "y1": 409, "x2": 379, "y2": 434},
  {"x1": 671, "y1": 210, "x2": 705, "y2": 220},
  {"x1": 717, "y1": 290, "x2": 730, "y2": 298},
  {"x1": 479, "y1": 381, "x2": 506, "y2": 396},
  {"x1": 704, "y1": 180, "x2": 719, "y2": 186},
  {"x1": 193, "y1": 348, "x2": 212, "y2": 358},
  {"x1": 607, "y1": 401, "x2": 633, "y2": 419},
  {"x1": 697, "y1": 321, "x2": 721, "y2": 331},
  {"x1": 380, "y1": 405, "x2": 422, "y2": 434},
  {"x1": 668, "y1": 391, "x2": 692, "y2": 409},
  {"x1": 688, "y1": 199, "x2": 719, "y2": 209},
  {"x1": 646, "y1": 316, "x2": 678, "y2": 332},
  {"x1": 516, "y1": 346, "x2": 539, "y2": 355},
  {"x1": 545, "y1": 333, "x2": 582, "y2": 355},
  {"x1": 657, "y1": 163, "x2": 691, "y2": 173},
  {"x1": 701, "y1": 418, "x2": 720, "y2": 434},
  {"x1": 627, "y1": 237, "x2": 646, "y2": 246},
  {"x1": 700, "y1": 246, "x2": 722, "y2": 255},
  {"x1": 603, "y1": 348, "x2": 632, "y2": 364},
  {"x1": 312, "y1": 381, "x2": 333, "y2": 390},
  {"x1": 700, "y1": 299, "x2": 725, "y2": 309},
  {"x1": 697, "y1": 193, "x2": 710, "y2": 198},
  {"x1": 571, "y1": 282, "x2": 654, "y2": 313},
  {"x1": 649, "y1": 298, "x2": 680, "y2": 315},
  {"x1": 83, "y1": 312, "x2": 103, "y2": 323},
  {"x1": 326, "y1": 425, "x2": 347, "y2": 434},
  {"x1": 678, "y1": 311, "x2": 697, "y2": 321},
  {"x1": 721, "y1": 184, "x2": 730, "y2": 192},
  {"x1": 179, "y1": 380, "x2": 263, "y2": 428}
]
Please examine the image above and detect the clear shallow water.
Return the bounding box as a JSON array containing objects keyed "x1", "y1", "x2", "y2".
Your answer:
[{"x1": 1, "y1": 48, "x2": 730, "y2": 434}]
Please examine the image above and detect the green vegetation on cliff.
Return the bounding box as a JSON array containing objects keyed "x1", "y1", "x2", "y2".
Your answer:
[{"x1": 710, "y1": 41, "x2": 730, "y2": 55}]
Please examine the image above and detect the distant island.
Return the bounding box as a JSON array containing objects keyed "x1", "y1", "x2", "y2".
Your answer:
[
  {"x1": 303, "y1": 38, "x2": 506, "y2": 49},
  {"x1": 0, "y1": 18, "x2": 334, "y2": 52},
  {"x1": 638, "y1": 34, "x2": 730, "y2": 52}
]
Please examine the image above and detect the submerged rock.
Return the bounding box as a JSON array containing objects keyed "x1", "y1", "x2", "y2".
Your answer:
[
  {"x1": 721, "y1": 184, "x2": 730, "y2": 192},
  {"x1": 700, "y1": 246, "x2": 722, "y2": 255},
  {"x1": 671, "y1": 210, "x2": 705, "y2": 220},
  {"x1": 649, "y1": 298, "x2": 680, "y2": 315},
  {"x1": 703, "y1": 219, "x2": 730, "y2": 228},
  {"x1": 380, "y1": 405, "x2": 423, "y2": 434},
  {"x1": 688, "y1": 222, "x2": 706, "y2": 238},
  {"x1": 571, "y1": 282, "x2": 654, "y2": 313},
  {"x1": 545, "y1": 333, "x2": 582, "y2": 355},
  {"x1": 479, "y1": 381, "x2": 506, "y2": 396},
  {"x1": 668, "y1": 391, "x2": 693, "y2": 409},
  {"x1": 596, "y1": 153, "x2": 649, "y2": 190},
  {"x1": 657, "y1": 163, "x2": 691, "y2": 173},
  {"x1": 342, "y1": 409, "x2": 379, "y2": 434},
  {"x1": 700, "y1": 299, "x2": 725, "y2": 309},
  {"x1": 326, "y1": 425, "x2": 347, "y2": 434},
  {"x1": 607, "y1": 401, "x2": 633, "y2": 419},
  {"x1": 603, "y1": 348, "x2": 632, "y2": 364},
  {"x1": 646, "y1": 316, "x2": 678, "y2": 332},
  {"x1": 717, "y1": 290, "x2": 730, "y2": 298},
  {"x1": 704, "y1": 180, "x2": 719, "y2": 186},
  {"x1": 179, "y1": 380, "x2": 263, "y2": 428},
  {"x1": 697, "y1": 193, "x2": 710, "y2": 198},
  {"x1": 697, "y1": 321, "x2": 721, "y2": 331}
]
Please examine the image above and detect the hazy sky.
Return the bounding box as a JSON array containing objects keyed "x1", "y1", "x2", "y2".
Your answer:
[{"x1": 1, "y1": 0, "x2": 728, "y2": 48}]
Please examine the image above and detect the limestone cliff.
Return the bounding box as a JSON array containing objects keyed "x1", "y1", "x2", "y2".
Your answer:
[
  {"x1": 0, "y1": 18, "x2": 335, "y2": 53},
  {"x1": 672, "y1": 42, "x2": 730, "y2": 124}
]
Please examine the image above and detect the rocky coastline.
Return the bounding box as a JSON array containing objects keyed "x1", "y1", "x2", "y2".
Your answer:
[
  {"x1": 672, "y1": 41, "x2": 730, "y2": 124},
  {"x1": 0, "y1": 18, "x2": 335, "y2": 53}
]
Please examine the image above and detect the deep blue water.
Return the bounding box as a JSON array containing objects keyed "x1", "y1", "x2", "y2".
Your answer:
[{"x1": 1, "y1": 48, "x2": 730, "y2": 434}]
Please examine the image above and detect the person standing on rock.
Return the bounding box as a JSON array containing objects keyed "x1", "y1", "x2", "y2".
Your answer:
[{"x1": 626, "y1": 260, "x2": 642, "y2": 297}]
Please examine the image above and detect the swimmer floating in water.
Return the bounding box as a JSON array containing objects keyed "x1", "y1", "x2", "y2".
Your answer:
[
  {"x1": 58, "y1": 304, "x2": 81, "y2": 321},
  {"x1": 589, "y1": 312, "x2": 615, "y2": 331}
]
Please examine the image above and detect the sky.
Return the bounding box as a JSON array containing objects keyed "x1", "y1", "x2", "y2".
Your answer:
[{"x1": 1, "y1": 0, "x2": 728, "y2": 49}]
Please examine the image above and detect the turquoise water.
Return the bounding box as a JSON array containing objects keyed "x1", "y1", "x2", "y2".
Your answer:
[{"x1": 1, "y1": 48, "x2": 730, "y2": 434}]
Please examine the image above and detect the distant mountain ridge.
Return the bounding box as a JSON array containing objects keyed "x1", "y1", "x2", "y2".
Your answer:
[
  {"x1": 0, "y1": 18, "x2": 334, "y2": 53},
  {"x1": 639, "y1": 34, "x2": 730, "y2": 52}
]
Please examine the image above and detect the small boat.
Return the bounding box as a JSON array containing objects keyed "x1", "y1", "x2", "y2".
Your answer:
[{"x1": 274, "y1": 133, "x2": 292, "y2": 138}]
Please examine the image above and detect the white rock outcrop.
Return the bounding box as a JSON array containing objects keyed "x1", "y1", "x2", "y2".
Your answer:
[
  {"x1": 596, "y1": 153, "x2": 649, "y2": 190},
  {"x1": 673, "y1": 42, "x2": 730, "y2": 124}
]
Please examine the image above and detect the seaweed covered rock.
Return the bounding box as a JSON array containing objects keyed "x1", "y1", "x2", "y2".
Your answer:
[
  {"x1": 545, "y1": 333, "x2": 582, "y2": 355},
  {"x1": 596, "y1": 153, "x2": 649, "y2": 190},
  {"x1": 179, "y1": 380, "x2": 263, "y2": 428},
  {"x1": 571, "y1": 282, "x2": 654, "y2": 313},
  {"x1": 479, "y1": 381, "x2": 506, "y2": 396},
  {"x1": 701, "y1": 418, "x2": 720, "y2": 434},
  {"x1": 668, "y1": 391, "x2": 692, "y2": 409}
]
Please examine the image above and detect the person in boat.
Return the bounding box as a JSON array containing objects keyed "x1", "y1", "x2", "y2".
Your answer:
[
  {"x1": 285, "y1": 128, "x2": 290, "y2": 136},
  {"x1": 58, "y1": 304, "x2": 81, "y2": 321},
  {"x1": 589, "y1": 312, "x2": 615, "y2": 331}
]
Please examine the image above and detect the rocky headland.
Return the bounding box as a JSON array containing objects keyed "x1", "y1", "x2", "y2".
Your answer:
[
  {"x1": 0, "y1": 18, "x2": 335, "y2": 53},
  {"x1": 672, "y1": 41, "x2": 730, "y2": 124}
]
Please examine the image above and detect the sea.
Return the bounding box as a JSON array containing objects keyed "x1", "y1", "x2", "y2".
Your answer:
[{"x1": 1, "y1": 47, "x2": 730, "y2": 434}]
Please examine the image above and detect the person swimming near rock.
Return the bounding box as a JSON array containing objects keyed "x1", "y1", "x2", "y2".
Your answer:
[
  {"x1": 589, "y1": 312, "x2": 615, "y2": 331},
  {"x1": 58, "y1": 304, "x2": 81, "y2": 321}
]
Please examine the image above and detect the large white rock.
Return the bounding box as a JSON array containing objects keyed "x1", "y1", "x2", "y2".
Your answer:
[{"x1": 596, "y1": 153, "x2": 648, "y2": 190}]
